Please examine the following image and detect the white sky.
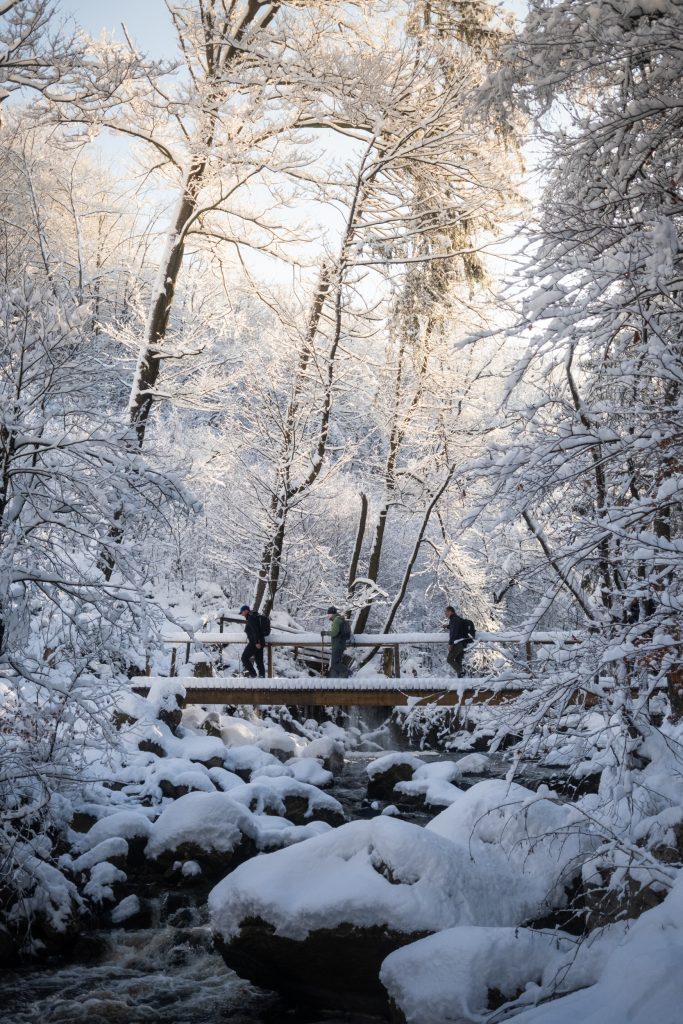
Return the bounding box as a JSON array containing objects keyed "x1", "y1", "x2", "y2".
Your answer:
[{"x1": 54, "y1": 0, "x2": 532, "y2": 288}]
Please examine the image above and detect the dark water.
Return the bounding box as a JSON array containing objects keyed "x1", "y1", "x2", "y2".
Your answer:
[{"x1": 0, "y1": 749, "x2": 553, "y2": 1024}]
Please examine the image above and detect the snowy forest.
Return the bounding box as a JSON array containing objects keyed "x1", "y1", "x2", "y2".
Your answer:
[{"x1": 1, "y1": 0, "x2": 683, "y2": 1021}]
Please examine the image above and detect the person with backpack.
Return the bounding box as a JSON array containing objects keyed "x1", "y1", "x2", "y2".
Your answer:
[
  {"x1": 239, "y1": 604, "x2": 270, "y2": 678},
  {"x1": 326, "y1": 605, "x2": 351, "y2": 678},
  {"x1": 444, "y1": 604, "x2": 475, "y2": 678}
]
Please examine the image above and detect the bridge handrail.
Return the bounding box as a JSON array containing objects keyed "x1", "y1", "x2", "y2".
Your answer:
[{"x1": 160, "y1": 629, "x2": 577, "y2": 646}]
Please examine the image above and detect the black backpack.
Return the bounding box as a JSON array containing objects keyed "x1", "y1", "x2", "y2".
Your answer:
[
  {"x1": 340, "y1": 618, "x2": 352, "y2": 642},
  {"x1": 463, "y1": 619, "x2": 476, "y2": 645},
  {"x1": 259, "y1": 613, "x2": 272, "y2": 637}
]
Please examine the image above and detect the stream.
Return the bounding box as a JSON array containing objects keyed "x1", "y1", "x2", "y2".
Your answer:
[{"x1": 0, "y1": 749, "x2": 562, "y2": 1023}]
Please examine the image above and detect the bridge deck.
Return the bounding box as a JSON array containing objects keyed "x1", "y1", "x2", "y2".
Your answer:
[{"x1": 132, "y1": 675, "x2": 527, "y2": 706}]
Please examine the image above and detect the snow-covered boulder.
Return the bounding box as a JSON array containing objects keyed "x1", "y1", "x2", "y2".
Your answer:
[
  {"x1": 256, "y1": 725, "x2": 303, "y2": 762},
  {"x1": 5, "y1": 852, "x2": 84, "y2": 960},
  {"x1": 72, "y1": 810, "x2": 153, "y2": 870},
  {"x1": 366, "y1": 753, "x2": 424, "y2": 800},
  {"x1": 380, "y1": 926, "x2": 575, "y2": 1024},
  {"x1": 395, "y1": 760, "x2": 463, "y2": 810},
  {"x1": 146, "y1": 677, "x2": 186, "y2": 734},
  {"x1": 145, "y1": 791, "x2": 257, "y2": 878},
  {"x1": 301, "y1": 736, "x2": 345, "y2": 774},
  {"x1": 286, "y1": 756, "x2": 334, "y2": 789},
  {"x1": 224, "y1": 744, "x2": 285, "y2": 780},
  {"x1": 427, "y1": 779, "x2": 598, "y2": 909},
  {"x1": 140, "y1": 757, "x2": 216, "y2": 801},
  {"x1": 229, "y1": 776, "x2": 345, "y2": 827},
  {"x1": 209, "y1": 815, "x2": 547, "y2": 1014},
  {"x1": 506, "y1": 874, "x2": 683, "y2": 1024}
]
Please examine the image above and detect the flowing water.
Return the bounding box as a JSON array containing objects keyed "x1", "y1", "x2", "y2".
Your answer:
[{"x1": 0, "y1": 748, "x2": 558, "y2": 1023}]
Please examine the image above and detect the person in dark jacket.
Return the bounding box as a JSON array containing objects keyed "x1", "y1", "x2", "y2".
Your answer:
[
  {"x1": 326, "y1": 605, "x2": 349, "y2": 678},
  {"x1": 444, "y1": 605, "x2": 474, "y2": 677},
  {"x1": 239, "y1": 604, "x2": 266, "y2": 678}
]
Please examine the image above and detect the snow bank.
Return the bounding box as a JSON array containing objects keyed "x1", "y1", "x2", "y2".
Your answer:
[{"x1": 502, "y1": 874, "x2": 683, "y2": 1024}]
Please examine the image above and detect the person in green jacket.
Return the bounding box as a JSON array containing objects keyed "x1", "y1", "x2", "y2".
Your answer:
[{"x1": 326, "y1": 605, "x2": 350, "y2": 678}]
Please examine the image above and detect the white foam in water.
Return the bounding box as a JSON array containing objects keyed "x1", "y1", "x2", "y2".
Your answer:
[{"x1": 0, "y1": 915, "x2": 277, "y2": 1024}]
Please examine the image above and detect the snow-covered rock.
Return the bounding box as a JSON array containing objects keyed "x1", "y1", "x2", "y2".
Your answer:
[
  {"x1": 286, "y1": 757, "x2": 334, "y2": 789},
  {"x1": 140, "y1": 756, "x2": 216, "y2": 801},
  {"x1": 366, "y1": 753, "x2": 424, "y2": 800},
  {"x1": 506, "y1": 874, "x2": 683, "y2": 1024},
  {"x1": 229, "y1": 776, "x2": 345, "y2": 827},
  {"x1": 209, "y1": 815, "x2": 551, "y2": 1014},
  {"x1": 301, "y1": 736, "x2": 345, "y2": 774},
  {"x1": 224, "y1": 744, "x2": 284, "y2": 780},
  {"x1": 380, "y1": 926, "x2": 575, "y2": 1024},
  {"x1": 427, "y1": 779, "x2": 598, "y2": 908},
  {"x1": 145, "y1": 791, "x2": 256, "y2": 877},
  {"x1": 395, "y1": 760, "x2": 464, "y2": 809},
  {"x1": 73, "y1": 810, "x2": 153, "y2": 870}
]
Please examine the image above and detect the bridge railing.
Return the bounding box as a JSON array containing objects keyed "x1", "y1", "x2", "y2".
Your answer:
[{"x1": 159, "y1": 629, "x2": 576, "y2": 679}]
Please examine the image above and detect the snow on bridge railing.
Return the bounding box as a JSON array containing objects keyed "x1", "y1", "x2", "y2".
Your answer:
[
  {"x1": 157, "y1": 628, "x2": 579, "y2": 678},
  {"x1": 159, "y1": 629, "x2": 578, "y2": 645}
]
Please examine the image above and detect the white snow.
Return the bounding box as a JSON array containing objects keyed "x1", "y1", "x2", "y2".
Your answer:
[
  {"x1": 380, "y1": 926, "x2": 578, "y2": 1024},
  {"x1": 366, "y1": 752, "x2": 424, "y2": 780},
  {"x1": 146, "y1": 791, "x2": 256, "y2": 859},
  {"x1": 506, "y1": 875, "x2": 683, "y2": 1024},
  {"x1": 426, "y1": 779, "x2": 597, "y2": 906},
  {"x1": 111, "y1": 894, "x2": 141, "y2": 924},
  {"x1": 286, "y1": 757, "x2": 334, "y2": 788},
  {"x1": 209, "y1": 815, "x2": 554, "y2": 944},
  {"x1": 73, "y1": 811, "x2": 153, "y2": 852}
]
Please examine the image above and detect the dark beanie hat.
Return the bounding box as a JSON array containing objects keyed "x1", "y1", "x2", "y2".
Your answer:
[
  {"x1": 327, "y1": 606, "x2": 337, "y2": 614},
  {"x1": 239, "y1": 604, "x2": 250, "y2": 613}
]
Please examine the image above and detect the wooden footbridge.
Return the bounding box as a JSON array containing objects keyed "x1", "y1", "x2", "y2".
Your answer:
[
  {"x1": 133, "y1": 674, "x2": 529, "y2": 707},
  {"x1": 131, "y1": 627, "x2": 571, "y2": 706}
]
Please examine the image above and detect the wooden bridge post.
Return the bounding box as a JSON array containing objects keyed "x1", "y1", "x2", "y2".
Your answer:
[
  {"x1": 393, "y1": 644, "x2": 401, "y2": 679},
  {"x1": 267, "y1": 644, "x2": 274, "y2": 678},
  {"x1": 170, "y1": 647, "x2": 177, "y2": 677}
]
